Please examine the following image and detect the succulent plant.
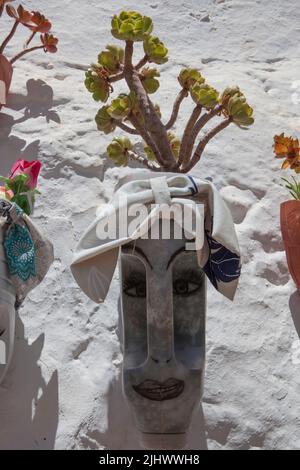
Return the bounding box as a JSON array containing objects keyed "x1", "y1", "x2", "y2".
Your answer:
[
  {"x1": 111, "y1": 11, "x2": 153, "y2": 42},
  {"x1": 95, "y1": 106, "x2": 117, "y2": 134},
  {"x1": 191, "y1": 83, "x2": 219, "y2": 109},
  {"x1": 223, "y1": 92, "x2": 254, "y2": 127},
  {"x1": 0, "y1": 3, "x2": 58, "y2": 71},
  {"x1": 98, "y1": 44, "x2": 124, "y2": 73},
  {"x1": 178, "y1": 68, "x2": 205, "y2": 90},
  {"x1": 220, "y1": 86, "x2": 243, "y2": 104},
  {"x1": 86, "y1": 10, "x2": 254, "y2": 172},
  {"x1": 107, "y1": 137, "x2": 133, "y2": 166},
  {"x1": 106, "y1": 93, "x2": 135, "y2": 120},
  {"x1": 85, "y1": 66, "x2": 111, "y2": 102},
  {"x1": 143, "y1": 35, "x2": 168, "y2": 64},
  {"x1": 140, "y1": 67, "x2": 160, "y2": 94}
]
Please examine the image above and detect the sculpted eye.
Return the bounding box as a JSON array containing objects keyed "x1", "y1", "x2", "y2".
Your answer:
[
  {"x1": 123, "y1": 279, "x2": 146, "y2": 298},
  {"x1": 173, "y1": 278, "x2": 202, "y2": 296}
]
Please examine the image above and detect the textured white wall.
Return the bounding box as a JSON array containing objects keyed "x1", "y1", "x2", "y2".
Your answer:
[{"x1": 0, "y1": 0, "x2": 300, "y2": 450}]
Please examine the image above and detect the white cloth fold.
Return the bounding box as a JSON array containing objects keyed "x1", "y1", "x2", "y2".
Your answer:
[{"x1": 71, "y1": 174, "x2": 241, "y2": 303}]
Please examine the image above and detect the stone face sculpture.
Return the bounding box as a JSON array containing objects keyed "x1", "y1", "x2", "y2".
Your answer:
[
  {"x1": 71, "y1": 173, "x2": 241, "y2": 449},
  {"x1": 121, "y1": 220, "x2": 206, "y2": 448}
]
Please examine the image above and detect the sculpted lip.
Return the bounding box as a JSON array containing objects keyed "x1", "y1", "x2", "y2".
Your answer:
[{"x1": 133, "y1": 378, "x2": 184, "y2": 401}]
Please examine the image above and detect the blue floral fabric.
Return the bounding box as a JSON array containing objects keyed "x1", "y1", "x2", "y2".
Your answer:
[
  {"x1": 203, "y1": 231, "x2": 241, "y2": 290},
  {"x1": 3, "y1": 205, "x2": 36, "y2": 282}
]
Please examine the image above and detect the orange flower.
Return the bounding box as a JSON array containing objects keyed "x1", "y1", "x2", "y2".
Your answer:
[
  {"x1": 273, "y1": 133, "x2": 300, "y2": 173},
  {"x1": 6, "y1": 4, "x2": 33, "y2": 26},
  {"x1": 28, "y1": 11, "x2": 52, "y2": 33},
  {"x1": 41, "y1": 33, "x2": 58, "y2": 53}
]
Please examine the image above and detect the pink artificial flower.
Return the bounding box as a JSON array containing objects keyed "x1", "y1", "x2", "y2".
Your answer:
[
  {"x1": 10, "y1": 159, "x2": 41, "y2": 190},
  {"x1": 0, "y1": 186, "x2": 14, "y2": 200}
]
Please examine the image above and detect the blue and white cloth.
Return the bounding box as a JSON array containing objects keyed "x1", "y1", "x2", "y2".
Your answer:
[
  {"x1": 71, "y1": 174, "x2": 241, "y2": 303},
  {"x1": 0, "y1": 199, "x2": 54, "y2": 305}
]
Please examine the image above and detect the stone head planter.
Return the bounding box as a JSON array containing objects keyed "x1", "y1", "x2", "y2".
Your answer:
[
  {"x1": 71, "y1": 174, "x2": 241, "y2": 449},
  {"x1": 0, "y1": 199, "x2": 54, "y2": 385},
  {"x1": 0, "y1": 54, "x2": 13, "y2": 110},
  {"x1": 120, "y1": 218, "x2": 206, "y2": 449},
  {"x1": 280, "y1": 200, "x2": 300, "y2": 289}
]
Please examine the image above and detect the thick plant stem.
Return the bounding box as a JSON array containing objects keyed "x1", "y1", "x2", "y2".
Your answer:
[
  {"x1": 124, "y1": 41, "x2": 176, "y2": 170},
  {"x1": 10, "y1": 45, "x2": 44, "y2": 64},
  {"x1": 178, "y1": 104, "x2": 202, "y2": 168},
  {"x1": 129, "y1": 113, "x2": 165, "y2": 167},
  {"x1": 117, "y1": 121, "x2": 139, "y2": 135},
  {"x1": 165, "y1": 88, "x2": 188, "y2": 130},
  {"x1": 183, "y1": 118, "x2": 232, "y2": 173},
  {"x1": 182, "y1": 105, "x2": 223, "y2": 168},
  {"x1": 128, "y1": 151, "x2": 160, "y2": 171},
  {"x1": 0, "y1": 20, "x2": 19, "y2": 55}
]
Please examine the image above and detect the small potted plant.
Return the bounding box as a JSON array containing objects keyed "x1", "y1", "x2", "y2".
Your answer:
[
  {"x1": 0, "y1": 1, "x2": 58, "y2": 109},
  {"x1": 273, "y1": 133, "x2": 300, "y2": 289},
  {"x1": 0, "y1": 159, "x2": 54, "y2": 384}
]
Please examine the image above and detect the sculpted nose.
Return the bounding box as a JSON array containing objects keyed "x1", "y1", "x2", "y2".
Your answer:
[
  {"x1": 146, "y1": 269, "x2": 174, "y2": 363},
  {"x1": 151, "y1": 356, "x2": 172, "y2": 364}
]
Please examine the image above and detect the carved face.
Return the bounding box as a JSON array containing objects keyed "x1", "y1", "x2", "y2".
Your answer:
[{"x1": 120, "y1": 219, "x2": 206, "y2": 435}]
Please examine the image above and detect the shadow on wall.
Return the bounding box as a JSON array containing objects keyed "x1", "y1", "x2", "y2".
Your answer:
[
  {"x1": 0, "y1": 77, "x2": 59, "y2": 449},
  {"x1": 0, "y1": 78, "x2": 60, "y2": 175},
  {"x1": 0, "y1": 313, "x2": 59, "y2": 450},
  {"x1": 289, "y1": 290, "x2": 300, "y2": 337}
]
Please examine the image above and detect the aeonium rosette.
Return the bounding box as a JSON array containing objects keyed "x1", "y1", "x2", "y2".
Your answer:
[{"x1": 0, "y1": 159, "x2": 41, "y2": 215}]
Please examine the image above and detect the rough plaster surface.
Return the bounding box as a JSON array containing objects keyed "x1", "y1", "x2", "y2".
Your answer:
[{"x1": 0, "y1": 0, "x2": 300, "y2": 450}]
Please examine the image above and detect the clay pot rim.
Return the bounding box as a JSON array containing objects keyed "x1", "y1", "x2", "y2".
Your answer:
[{"x1": 280, "y1": 199, "x2": 300, "y2": 208}]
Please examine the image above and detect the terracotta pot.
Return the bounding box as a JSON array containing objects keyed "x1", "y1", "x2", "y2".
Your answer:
[
  {"x1": 0, "y1": 54, "x2": 13, "y2": 109},
  {"x1": 280, "y1": 200, "x2": 300, "y2": 289}
]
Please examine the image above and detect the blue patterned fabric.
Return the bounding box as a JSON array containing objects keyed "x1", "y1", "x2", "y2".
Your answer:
[
  {"x1": 3, "y1": 206, "x2": 36, "y2": 282},
  {"x1": 203, "y1": 231, "x2": 241, "y2": 290}
]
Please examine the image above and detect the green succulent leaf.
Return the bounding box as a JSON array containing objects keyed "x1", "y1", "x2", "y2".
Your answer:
[
  {"x1": 140, "y1": 68, "x2": 160, "y2": 94},
  {"x1": 191, "y1": 83, "x2": 219, "y2": 109},
  {"x1": 144, "y1": 145, "x2": 156, "y2": 161},
  {"x1": 85, "y1": 68, "x2": 110, "y2": 102},
  {"x1": 143, "y1": 35, "x2": 168, "y2": 64},
  {"x1": 95, "y1": 106, "x2": 117, "y2": 134},
  {"x1": 98, "y1": 44, "x2": 124, "y2": 73},
  {"x1": 178, "y1": 68, "x2": 205, "y2": 90},
  {"x1": 111, "y1": 11, "x2": 153, "y2": 42},
  {"x1": 227, "y1": 95, "x2": 254, "y2": 127},
  {"x1": 107, "y1": 137, "x2": 133, "y2": 166},
  {"x1": 107, "y1": 93, "x2": 134, "y2": 120}
]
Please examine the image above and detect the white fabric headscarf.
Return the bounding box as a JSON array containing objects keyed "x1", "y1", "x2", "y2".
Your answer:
[{"x1": 71, "y1": 174, "x2": 241, "y2": 303}]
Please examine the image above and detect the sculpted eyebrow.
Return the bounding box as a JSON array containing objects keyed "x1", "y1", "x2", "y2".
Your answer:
[
  {"x1": 167, "y1": 239, "x2": 196, "y2": 269},
  {"x1": 123, "y1": 243, "x2": 153, "y2": 269}
]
